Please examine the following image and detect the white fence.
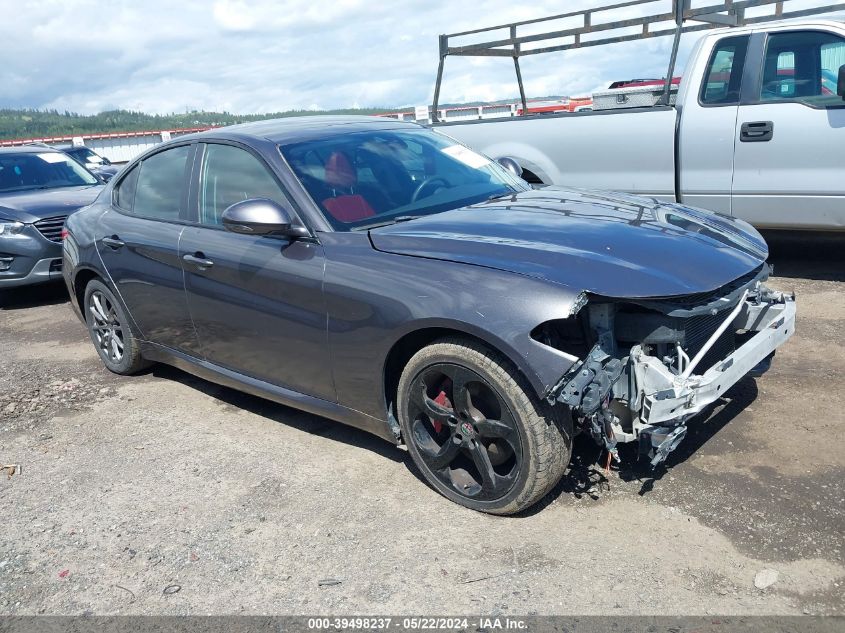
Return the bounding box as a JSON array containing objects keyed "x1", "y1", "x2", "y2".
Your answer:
[{"x1": 381, "y1": 103, "x2": 520, "y2": 123}]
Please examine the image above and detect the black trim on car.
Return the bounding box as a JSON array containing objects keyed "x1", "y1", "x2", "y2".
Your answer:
[{"x1": 740, "y1": 32, "x2": 768, "y2": 105}]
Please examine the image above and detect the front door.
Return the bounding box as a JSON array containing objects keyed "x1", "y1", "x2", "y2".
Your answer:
[
  {"x1": 732, "y1": 28, "x2": 845, "y2": 229},
  {"x1": 96, "y1": 144, "x2": 200, "y2": 355},
  {"x1": 180, "y1": 142, "x2": 333, "y2": 400}
]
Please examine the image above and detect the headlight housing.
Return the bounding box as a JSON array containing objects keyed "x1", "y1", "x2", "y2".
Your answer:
[{"x1": 0, "y1": 221, "x2": 25, "y2": 237}]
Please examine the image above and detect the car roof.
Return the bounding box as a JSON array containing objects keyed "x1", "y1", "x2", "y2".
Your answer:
[
  {"x1": 186, "y1": 115, "x2": 422, "y2": 145},
  {"x1": 0, "y1": 145, "x2": 64, "y2": 155},
  {"x1": 704, "y1": 15, "x2": 845, "y2": 36}
]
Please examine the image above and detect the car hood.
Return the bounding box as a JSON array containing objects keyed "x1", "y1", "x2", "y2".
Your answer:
[
  {"x1": 0, "y1": 185, "x2": 104, "y2": 224},
  {"x1": 369, "y1": 187, "x2": 769, "y2": 298},
  {"x1": 90, "y1": 164, "x2": 119, "y2": 177}
]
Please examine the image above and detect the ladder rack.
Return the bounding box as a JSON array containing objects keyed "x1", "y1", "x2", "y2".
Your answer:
[{"x1": 431, "y1": 0, "x2": 845, "y2": 119}]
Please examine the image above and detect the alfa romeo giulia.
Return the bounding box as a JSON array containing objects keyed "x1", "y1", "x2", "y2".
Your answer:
[{"x1": 63, "y1": 116, "x2": 795, "y2": 513}]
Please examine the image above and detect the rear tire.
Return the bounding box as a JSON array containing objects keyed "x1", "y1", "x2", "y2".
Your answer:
[
  {"x1": 84, "y1": 279, "x2": 150, "y2": 375},
  {"x1": 397, "y1": 337, "x2": 571, "y2": 514}
]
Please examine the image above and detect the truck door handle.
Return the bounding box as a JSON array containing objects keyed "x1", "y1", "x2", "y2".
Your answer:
[
  {"x1": 101, "y1": 236, "x2": 124, "y2": 249},
  {"x1": 182, "y1": 252, "x2": 214, "y2": 269},
  {"x1": 740, "y1": 121, "x2": 774, "y2": 142}
]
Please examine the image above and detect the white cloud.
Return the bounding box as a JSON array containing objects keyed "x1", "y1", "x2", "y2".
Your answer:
[
  {"x1": 1, "y1": 0, "x2": 839, "y2": 115},
  {"x1": 212, "y1": 1, "x2": 257, "y2": 31}
]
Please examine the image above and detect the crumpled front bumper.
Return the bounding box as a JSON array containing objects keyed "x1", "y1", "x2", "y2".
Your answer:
[
  {"x1": 552, "y1": 285, "x2": 796, "y2": 467},
  {"x1": 631, "y1": 290, "x2": 795, "y2": 427}
]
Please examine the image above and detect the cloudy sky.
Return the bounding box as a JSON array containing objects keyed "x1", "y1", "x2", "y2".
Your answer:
[{"x1": 1, "y1": 0, "x2": 838, "y2": 114}]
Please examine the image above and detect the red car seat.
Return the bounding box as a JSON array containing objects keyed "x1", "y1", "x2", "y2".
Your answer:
[{"x1": 322, "y1": 152, "x2": 376, "y2": 223}]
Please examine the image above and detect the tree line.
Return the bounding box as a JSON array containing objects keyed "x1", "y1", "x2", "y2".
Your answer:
[{"x1": 0, "y1": 107, "x2": 391, "y2": 141}]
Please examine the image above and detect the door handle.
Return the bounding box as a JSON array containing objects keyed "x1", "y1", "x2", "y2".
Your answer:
[
  {"x1": 182, "y1": 252, "x2": 214, "y2": 269},
  {"x1": 101, "y1": 236, "x2": 125, "y2": 249},
  {"x1": 740, "y1": 121, "x2": 774, "y2": 142}
]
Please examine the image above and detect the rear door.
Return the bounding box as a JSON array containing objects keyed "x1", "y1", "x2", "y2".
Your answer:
[
  {"x1": 179, "y1": 142, "x2": 333, "y2": 400},
  {"x1": 96, "y1": 143, "x2": 200, "y2": 354},
  {"x1": 731, "y1": 27, "x2": 845, "y2": 229},
  {"x1": 678, "y1": 34, "x2": 750, "y2": 215}
]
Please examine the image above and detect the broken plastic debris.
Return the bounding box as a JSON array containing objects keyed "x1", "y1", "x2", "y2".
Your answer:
[{"x1": 318, "y1": 579, "x2": 343, "y2": 587}]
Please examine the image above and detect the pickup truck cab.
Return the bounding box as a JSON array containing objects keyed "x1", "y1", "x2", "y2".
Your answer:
[{"x1": 439, "y1": 18, "x2": 845, "y2": 231}]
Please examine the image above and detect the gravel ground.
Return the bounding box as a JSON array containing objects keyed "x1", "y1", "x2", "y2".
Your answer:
[{"x1": 0, "y1": 232, "x2": 842, "y2": 616}]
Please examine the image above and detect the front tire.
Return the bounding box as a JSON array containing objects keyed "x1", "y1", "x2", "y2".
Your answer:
[
  {"x1": 397, "y1": 338, "x2": 572, "y2": 514},
  {"x1": 84, "y1": 279, "x2": 150, "y2": 375}
]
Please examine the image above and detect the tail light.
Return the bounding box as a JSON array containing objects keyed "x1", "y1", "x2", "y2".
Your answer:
[{"x1": 61, "y1": 228, "x2": 69, "y2": 240}]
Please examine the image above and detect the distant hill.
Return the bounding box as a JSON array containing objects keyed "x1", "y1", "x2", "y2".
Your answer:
[
  {"x1": 0, "y1": 107, "x2": 389, "y2": 141},
  {"x1": 0, "y1": 98, "x2": 568, "y2": 141}
]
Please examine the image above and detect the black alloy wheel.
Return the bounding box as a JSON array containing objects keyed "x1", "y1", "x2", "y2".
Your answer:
[
  {"x1": 398, "y1": 338, "x2": 571, "y2": 514},
  {"x1": 84, "y1": 279, "x2": 150, "y2": 375},
  {"x1": 88, "y1": 287, "x2": 125, "y2": 364},
  {"x1": 407, "y1": 363, "x2": 522, "y2": 501}
]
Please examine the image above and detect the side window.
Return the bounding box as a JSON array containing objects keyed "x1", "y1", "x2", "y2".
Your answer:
[
  {"x1": 700, "y1": 35, "x2": 749, "y2": 105},
  {"x1": 760, "y1": 31, "x2": 845, "y2": 106},
  {"x1": 114, "y1": 164, "x2": 139, "y2": 211},
  {"x1": 132, "y1": 145, "x2": 191, "y2": 220},
  {"x1": 200, "y1": 144, "x2": 289, "y2": 226}
]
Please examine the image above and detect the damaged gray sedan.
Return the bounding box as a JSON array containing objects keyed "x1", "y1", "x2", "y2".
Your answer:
[{"x1": 63, "y1": 117, "x2": 795, "y2": 514}]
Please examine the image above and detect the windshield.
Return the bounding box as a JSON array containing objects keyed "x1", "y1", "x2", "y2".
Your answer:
[
  {"x1": 69, "y1": 147, "x2": 103, "y2": 164},
  {"x1": 0, "y1": 152, "x2": 99, "y2": 193},
  {"x1": 280, "y1": 127, "x2": 529, "y2": 231}
]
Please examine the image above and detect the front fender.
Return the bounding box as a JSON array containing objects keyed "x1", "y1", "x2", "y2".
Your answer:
[{"x1": 321, "y1": 233, "x2": 584, "y2": 419}]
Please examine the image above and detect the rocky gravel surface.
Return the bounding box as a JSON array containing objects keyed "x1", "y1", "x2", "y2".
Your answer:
[{"x1": 0, "y1": 232, "x2": 842, "y2": 616}]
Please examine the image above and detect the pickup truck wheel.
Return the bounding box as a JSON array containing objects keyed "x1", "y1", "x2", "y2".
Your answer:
[
  {"x1": 397, "y1": 338, "x2": 571, "y2": 514},
  {"x1": 84, "y1": 279, "x2": 150, "y2": 375}
]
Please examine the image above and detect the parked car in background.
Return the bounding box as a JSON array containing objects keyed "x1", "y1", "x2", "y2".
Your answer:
[
  {"x1": 64, "y1": 116, "x2": 794, "y2": 514},
  {"x1": 0, "y1": 146, "x2": 103, "y2": 288},
  {"x1": 58, "y1": 145, "x2": 120, "y2": 181}
]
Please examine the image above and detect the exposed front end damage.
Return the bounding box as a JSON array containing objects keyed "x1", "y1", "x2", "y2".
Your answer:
[{"x1": 544, "y1": 265, "x2": 796, "y2": 467}]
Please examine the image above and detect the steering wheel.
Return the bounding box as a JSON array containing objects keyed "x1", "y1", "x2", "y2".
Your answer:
[{"x1": 411, "y1": 177, "x2": 449, "y2": 203}]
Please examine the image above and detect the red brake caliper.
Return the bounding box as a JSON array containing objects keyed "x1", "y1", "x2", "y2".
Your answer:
[{"x1": 431, "y1": 379, "x2": 453, "y2": 434}]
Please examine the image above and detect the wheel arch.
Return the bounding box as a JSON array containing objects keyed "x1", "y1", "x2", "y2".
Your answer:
[
  {"x1": 468, "y1": 140, "x2": 556, "y2": 185},
  {"x1": 72, "y1": 267, "x2": 103, "y2": 312},
  {"x1": 381, "y1": 323, "x2": 546, "y2": 424},
  {"x1": 72, "y1": 266, "x2": 144, "y2": 338}
]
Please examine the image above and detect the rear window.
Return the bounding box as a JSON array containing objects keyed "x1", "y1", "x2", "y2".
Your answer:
[
  {"x1": 69, "y1": 147, "x2": 103, "y2": 164},
  {"x1": 131, "y1": 145, "x2": 191, "y2": 221},
  {"x1": 0, "y1": 152, "x2": 99, "y2": 193},
  {"x1": 700, "y1": 35, "x2": 749, "y2": 105},
  {"x1": 114, "y1": 164, "x2": 139, "y2": 211}
]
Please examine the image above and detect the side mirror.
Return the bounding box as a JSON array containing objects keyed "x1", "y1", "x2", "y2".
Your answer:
[
  {"x1": 221, "y1": 198, "x2": 310, "y2": 238},
  {"x1": 497, "y1": 156, "x2": 523, "y2": 178},
  {"x1": 838, "y1": 64, "x2": 845, "y2": 100}
]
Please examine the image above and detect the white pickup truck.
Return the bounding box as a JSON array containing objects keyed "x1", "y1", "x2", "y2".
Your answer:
[{"x1": 437, "y1": 17, "x2": 845, "y2": 231}]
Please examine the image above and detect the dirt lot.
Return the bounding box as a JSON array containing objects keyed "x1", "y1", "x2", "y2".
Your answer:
[{"x1": 1, "y1": 233, "x2": 843, "y2": 616}]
